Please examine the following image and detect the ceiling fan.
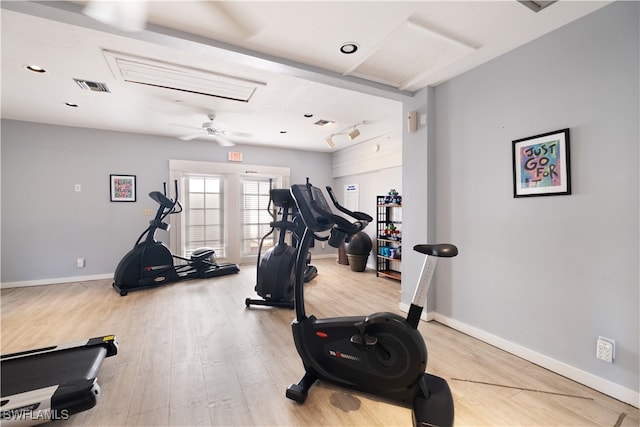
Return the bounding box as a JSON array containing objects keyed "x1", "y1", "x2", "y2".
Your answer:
[
  {"x1": 82, "y1": 0, "x2": 257, "y2": 36},
  {"x1": 177, "y1": 114, "x2": 250, "y2": 147}
]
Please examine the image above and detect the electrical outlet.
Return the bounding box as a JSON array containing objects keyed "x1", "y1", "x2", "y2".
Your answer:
[
  {"x1": 596, "y1": 336, "x2": 615, "y2": 363},
  {"x1": 76, "y1": 258, "x2": 85, "y2": 268}
]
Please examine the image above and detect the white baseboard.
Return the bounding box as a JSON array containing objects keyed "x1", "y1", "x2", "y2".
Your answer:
[
  {"x1": 398, "y1": 304, "x2": 639, "y2": 408},
  {"x1": 1, "y1": 274, "x2": 113, "y2": 289}
]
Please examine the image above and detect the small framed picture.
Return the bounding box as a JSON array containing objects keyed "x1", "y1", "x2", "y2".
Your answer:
[
  {"x1": 512, "y1": 128, "x2": 571, "y2": 198},
  {"x1": 110, "y1": 174, "x2": 136, "y2": 202}
]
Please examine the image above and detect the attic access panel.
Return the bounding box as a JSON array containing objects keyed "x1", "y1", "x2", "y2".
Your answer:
[
  {"x1": 103, "y1": 50, "x2": 265, "y2": 102},
  {"x1": 345, "y1": 18, "x2": 476, "y2": 91}
]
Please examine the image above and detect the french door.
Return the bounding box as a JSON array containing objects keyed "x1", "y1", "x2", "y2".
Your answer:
[{"x1": 169, "y1": 160, "x2": 289, "y2": 265}]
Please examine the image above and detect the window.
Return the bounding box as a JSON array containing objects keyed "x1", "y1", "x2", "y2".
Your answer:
[
  {"x1": 169, "y1": 159, "x2": 289, "y2": 264},
  {"x1": 242, "y1": 178, "x2": 275, "y2": 256},
  {"x1": 184, "y1": 175, "x2": 225, "y2": 258}
]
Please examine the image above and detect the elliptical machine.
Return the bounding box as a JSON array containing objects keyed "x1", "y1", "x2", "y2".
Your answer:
[
  {"x1": 245, "y1": 186, "x2": 317, "y2": 309},
  {"x1": 286, "y1": 180, "x2": 457, "y2": 427},
  {"x1": 112, "y1": 181, "x2": 239, "y2": 296}
]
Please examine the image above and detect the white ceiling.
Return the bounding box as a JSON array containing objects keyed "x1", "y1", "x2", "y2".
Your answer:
[{"x1": 1, "y1": 1, "x2": 609, "y2": 152}]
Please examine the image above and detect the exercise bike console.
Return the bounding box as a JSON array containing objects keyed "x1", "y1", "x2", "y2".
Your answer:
[{"x1": 287, "y1": 180, "x2": 457, "y2": 427}]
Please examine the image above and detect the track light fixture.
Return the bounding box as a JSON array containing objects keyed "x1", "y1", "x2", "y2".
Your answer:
[{"x1": 325, "y1": 120, "x2": 366, "y2": 148}]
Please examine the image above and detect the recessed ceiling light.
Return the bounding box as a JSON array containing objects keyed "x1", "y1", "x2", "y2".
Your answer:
[
  {"x1": 65, "y1": 102, "x2": 79, "y2": 108},
  {"x1": 25, "y1": 65, "x2": 47, "y2": 73},
  {"x1": 339, "y1": 42, "x2": 359, "y2": 55},
  {"x1": 303, "y1": 113, "x2": 313, "y2": 118},
  {"x1": 280, "y1": 130, "x2": 287, "y2": 134}
]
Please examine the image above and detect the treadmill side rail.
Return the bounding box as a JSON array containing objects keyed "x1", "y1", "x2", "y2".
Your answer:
[
  {"x1": 0, "y1": 379, "x2": 101, "y2": 426},
  {"x1": 1, "y1": 385, "x2": 59, "y2": 427},
  {"x1": 1, "y1": 335, "x2": 118, "y2": 362}
]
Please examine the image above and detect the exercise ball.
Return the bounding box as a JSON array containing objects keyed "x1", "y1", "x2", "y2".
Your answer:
[
  {"x1": 346, "y1": 232, "x2": 372, "y2": 255},
  {"x1": 346, "y1": 232, "x2": 372, "y2": 272}
]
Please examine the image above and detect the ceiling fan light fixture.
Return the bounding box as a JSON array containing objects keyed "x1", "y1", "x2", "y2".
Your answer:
[
  {"x1": 326, "y1": 136, "x2": 335, "y2": 148},
  {"x1": 348, "y1": 128, "x2": 361, "y2": 140}
]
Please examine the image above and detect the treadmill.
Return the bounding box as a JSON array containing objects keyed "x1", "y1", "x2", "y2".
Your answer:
[{"x1": 1, "y1": 335, "x2": 118, "y2": 426}]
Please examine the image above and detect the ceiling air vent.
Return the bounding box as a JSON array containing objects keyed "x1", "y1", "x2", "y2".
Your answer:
[
  {"x1": 102, "y1": 50, "x2": 265, "y2": 103},
  {"x1": 74, "y1": 79, "x2": 110, "y2": 92},
  {"x1": 517, "y1": 0, "x2": 557, "y2": 13},
  {"x1": 314, "y1": 119, "x2": 335, "y2": 127}
]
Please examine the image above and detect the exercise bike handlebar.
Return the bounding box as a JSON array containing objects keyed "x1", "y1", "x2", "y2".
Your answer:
[{"x1": 325, "y1": 186, "x2": 373, "y2": 223}]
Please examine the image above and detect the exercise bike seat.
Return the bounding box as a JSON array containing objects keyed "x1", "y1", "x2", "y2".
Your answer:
[{"x1": 413, "y1": 244, "x2": 458, "y2": 258}]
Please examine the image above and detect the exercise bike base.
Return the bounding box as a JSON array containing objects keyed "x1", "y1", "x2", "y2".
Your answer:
[
  {"x1": 413, "y1": 374, "x2": 454, "y2": 427},
  {"x1": 286, "y1": 373, "x2": 316, "y2": 403}
]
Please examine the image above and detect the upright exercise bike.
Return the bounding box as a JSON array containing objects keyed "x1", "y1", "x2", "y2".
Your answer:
[
  {"x1": 286, "y1": 180, "x2": 457, "y2": 427},
  {"x1": 245, "y1": 186, "x2": 317, "y2": 309},
  {"x1": 112, "y1": 181, "x2": 239, "y2": 296}
]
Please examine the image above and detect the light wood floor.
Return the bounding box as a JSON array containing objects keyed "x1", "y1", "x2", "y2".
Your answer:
[{"x1": 2, "y1": 258, "x2": 637, "y2": 426}]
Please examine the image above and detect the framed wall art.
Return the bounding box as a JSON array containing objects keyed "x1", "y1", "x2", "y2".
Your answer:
[
  {"x1": 512, "y1": 128, "x2": 571, "y2": 198},
  {"x1": 110, "y1": 174, "x2": 136, "y2": 202}
]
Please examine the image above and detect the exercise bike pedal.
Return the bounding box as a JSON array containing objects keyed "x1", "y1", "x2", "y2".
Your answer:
[
  {"x1": 349, "y1": 334, "x2": 378, "y2": 346},
  {"x1": 350, "y1": 320, "x2": 378, "y2": 346}
]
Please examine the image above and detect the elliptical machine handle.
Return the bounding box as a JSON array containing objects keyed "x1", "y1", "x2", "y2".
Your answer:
[
  {"x1": 325, "y1": 186, "x2": 373, "y2": 223},
  {"x1": 172, "y1": 180, "x2": 183, "y2": 214},
  {"x1": 304, "y1": 182, "x2": 368, "y2": 248}
]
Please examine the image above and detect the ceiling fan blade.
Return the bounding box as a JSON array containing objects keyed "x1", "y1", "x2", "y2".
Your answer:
[
  {"x1": 83, "y1": 1, "x2": 148, "y2": 32},
  {"x1": 178, "y1": 133, "x2": 203, "y2": 141},
  {"x1": 224, "y1": 130, "x2": 252, "y2": 138},
  {"x1": 205, "y1": 2, "x2": 260, "y2": 38},
  {"x1": 213, "y1": 135, "x2": 236, "y2": 147}
]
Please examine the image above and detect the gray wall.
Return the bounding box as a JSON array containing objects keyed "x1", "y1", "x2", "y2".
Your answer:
[
  {"x1": 0, "y1": 120, "x2": 332, "y2": 283},
  {"x1": 333, "y1": 166, "x2": 402, "y2": 269},
  {"x1": 431, "y1": 2, "x2": 638, "y2": 393},
  {"x1": 402, "y1": 86, "x2": 437, "y2": 308}
]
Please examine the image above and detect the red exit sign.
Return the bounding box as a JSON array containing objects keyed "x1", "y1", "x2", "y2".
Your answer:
[{"x1": 228, "y1": 151, "x2": 243, "y2": 162}]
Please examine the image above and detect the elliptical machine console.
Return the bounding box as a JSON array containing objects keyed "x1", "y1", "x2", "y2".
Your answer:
[
  {"x1": 286, "y1": 180, "x2": 457, "y2": 427},
  {"x1": 112, "y1": 181, "x2": 239, "y2": 296}
]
